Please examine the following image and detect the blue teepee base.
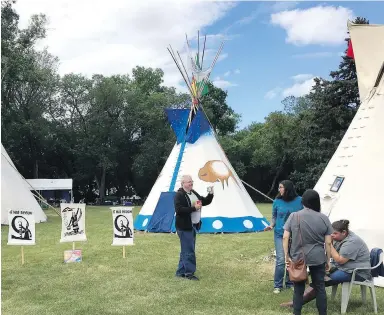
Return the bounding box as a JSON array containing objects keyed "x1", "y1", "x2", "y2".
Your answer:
[
  {"x1": 134, "y1": 210, "x2": 270, "y2": 234},
  {"x1": 144, "y1": 192, "x2": 177, "y2": 233}
]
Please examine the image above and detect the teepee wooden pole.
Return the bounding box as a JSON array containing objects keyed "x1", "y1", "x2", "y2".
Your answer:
[
  {"x1": 201, "y1": 34, "x2": 207, "y2": 69},
  {"x1": 197, "y1": 30, "x2": 200, "y2": 65},
  {"x1": 167, "y1": 47, "x2": 193, "y2": 96},
  {"x1": 176, "y1": 50, "x2": 192, "y2": 88}
]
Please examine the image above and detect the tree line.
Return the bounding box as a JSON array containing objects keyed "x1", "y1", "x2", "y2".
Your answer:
[{"x1": 1, "y1": 1, "x2": 369, "y2": 203}]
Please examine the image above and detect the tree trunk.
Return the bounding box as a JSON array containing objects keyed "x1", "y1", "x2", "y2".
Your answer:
[
  {"x1": 34, "y1": 159, "x2": 39, "y2": 178},
  {"x1": 99, "y1": 164, "x2": 106, "y2": 202},
  {"x1": 267, "y1": 153, "x2": 287, "y2": 197}
]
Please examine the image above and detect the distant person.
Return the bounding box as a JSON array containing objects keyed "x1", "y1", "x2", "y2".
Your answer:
[
  {"x1": 174, "y1": 175, "x2": 214, "y2": 281},
  {"x1": 264, "y1": 180, "x2": 303, "y2": 293},
  {"x1": 283, "y1": 189, "x2": 333, "y2": 315},
  {"x1": 281, "y1": 219, "x2": 371, "y2": 309}
]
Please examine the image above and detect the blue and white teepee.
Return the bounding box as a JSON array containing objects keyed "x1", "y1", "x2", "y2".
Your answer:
[{"x1": 134, "y1": 32, "x2": 269, "y2": 233}]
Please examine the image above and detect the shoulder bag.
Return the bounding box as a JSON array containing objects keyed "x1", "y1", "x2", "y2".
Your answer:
[{"x1": 287, "y1": 213, "x2": 308, "y2": 282}]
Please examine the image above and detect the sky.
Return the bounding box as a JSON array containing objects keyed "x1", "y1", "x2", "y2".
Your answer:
[{"x1": 14, "y1": 0, "x2": 384, "y2": 129}]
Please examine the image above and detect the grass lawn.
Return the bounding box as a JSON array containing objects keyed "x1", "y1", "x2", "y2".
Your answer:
[{"x1": 2, "y1": 204, "x2": 383, "y2": 315}]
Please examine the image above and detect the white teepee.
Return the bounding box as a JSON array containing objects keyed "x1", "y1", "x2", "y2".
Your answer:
[
  {"x1": 134, "y1": 33, "x2": 269, "y2": 233},
  {"x1": 314, "y1": 22, "x2": 384, "y2": 287},
  {"x1": 1, "y1": 144, "x2": 47, "y2": 225},
  {"x1": 134, "y1": 110, "x2": 270, "y2": 233}
]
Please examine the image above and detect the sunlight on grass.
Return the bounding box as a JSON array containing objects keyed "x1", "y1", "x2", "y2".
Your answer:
[{"x1": 1, "y1": 204, "x2": 383, "y2": 315}]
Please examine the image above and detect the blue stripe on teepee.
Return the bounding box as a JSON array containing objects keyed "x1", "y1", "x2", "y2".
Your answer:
[
  {"x1": 165, "y1": 109, "x2": 190, "y2": 144},
  {"x1": 169, "y1": 140, "x2": 186, "y2": 192},
  {"x1": 134, "y1": 214, "x2": 270, "y2": 233},
  {"x1": 186, "y1": 109, "x2": 211, "y2": 144}
]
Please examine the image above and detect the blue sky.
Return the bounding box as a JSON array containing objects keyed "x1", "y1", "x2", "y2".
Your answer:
[
  {"x1": 199, "y1": 1, "x2": 384, "y2": 128},
  {"x1": 15, "y1": 1, "x2": 384, "y2": 130}
]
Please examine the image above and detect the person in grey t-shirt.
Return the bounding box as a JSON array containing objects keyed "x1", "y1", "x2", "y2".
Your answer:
[
  {"x1": 280, "y1": 219, "x2": 372, "y2": 310},
  {"x1": 330, "y1": 220, "x2": 371, "y2": 281},
  {"x1": 283, "y1": 189, "x2": 332, "y2": 315}
]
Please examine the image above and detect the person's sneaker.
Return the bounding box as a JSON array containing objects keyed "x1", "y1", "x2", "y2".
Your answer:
[
  {"x1": 186, "y1": 275, "x2": 199, "y2": 281},
  {"x1": 273, "y1": 288, "x2": 281, "y2": 294}
]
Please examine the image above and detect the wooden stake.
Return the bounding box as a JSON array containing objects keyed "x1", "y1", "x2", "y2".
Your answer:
[
  {"x1": 72, "y1": 242, "x2": 75, "y2": 251},
  {"x1": 123, "y1": 246, "x2": 126, "y2": 258},
  {"x1": 21, "y1": 246, "x2": 24, "y2": 265}
]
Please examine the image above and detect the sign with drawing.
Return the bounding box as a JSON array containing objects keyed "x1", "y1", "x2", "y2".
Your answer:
[
  {"x1": 60, "y1": 203, "x2": 87, "y2": 242},
  {"x1": 111, "y1": 207, "x2": 134, "y2": 246},
  {"x1": 7, "y1": 210, "x2": 35, "y2": 246}
]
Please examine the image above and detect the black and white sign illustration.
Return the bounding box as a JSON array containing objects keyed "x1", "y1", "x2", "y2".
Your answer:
[
  {"x1": 7, "y1": 210, "x2": 35, "y2": 246},
  {"x1": 111, "y1": 207, "x2": 134, "y2": 246},
  {"x1": 60, "y1": 203, "x2": 87, "y2": 242}
]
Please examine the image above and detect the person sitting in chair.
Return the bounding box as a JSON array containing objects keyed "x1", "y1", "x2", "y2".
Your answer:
[{"x1": 281, "y1": 219, "x2": 371, "y2": 308}]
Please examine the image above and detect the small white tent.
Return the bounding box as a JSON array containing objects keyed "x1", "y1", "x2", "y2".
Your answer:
[
  {"x1": 314, "y1": 22, "x2": 384, "y2": 286},
  {"x1": 1, "y1": 144, "x2": 47, "y2": 225}
]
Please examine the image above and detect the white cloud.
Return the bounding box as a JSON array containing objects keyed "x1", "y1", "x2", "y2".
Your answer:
[
  {"x1": 270, "y1": 5, "x2": 354, "y2": 46},
  {"x1": 271, "y1": 1, "x2": 299, "y2": 12},
  {"x1": 282, "y1": 76, "x2": 316, "y2": 98},
  {"x1": 291, "y1": 74, "x2": 313, "y2": 82},
  {"x1": 14, "y1": 0, "x2": 235, "y2": 92},
  {"x1": 264, "y1": 87, "x2": 282, "y2": 100},
  {"x1": 226, "y1": 1, "x2": 298, "y2": 31},
  {"x1": 218, "y1": 53, "x2": 229, "y2": 62},
  {"x1": 292, "y1": 52, "x2": 334, "y2": 58},
  {"x1": 234, "y1": 69, "x2": 240, "y2": 74},
  {"x1": 224, "y1": 71, "x2": 231, "y2": 77},
  {"x1": 212, "y1": 76, "x2": 238, "y2": 89},
  {"x1": 268, "y1": 74, "x2": 317, "y2": 99}
]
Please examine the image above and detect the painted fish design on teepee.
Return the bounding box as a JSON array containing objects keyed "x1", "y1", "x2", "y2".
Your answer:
[{"x1": 198, "y1": 160, "x2": 240, "y2": 189}]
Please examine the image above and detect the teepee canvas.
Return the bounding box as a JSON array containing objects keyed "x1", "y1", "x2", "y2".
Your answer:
[
  {"x1": 314, "y1": 22, "x2": 384, "y2": 287},
  {"x1": 134, "y1": 33, "x2": 269, "y2": 233},
  {"x1": 1, "y1": 144, "x2": 47, "y2": 225}
]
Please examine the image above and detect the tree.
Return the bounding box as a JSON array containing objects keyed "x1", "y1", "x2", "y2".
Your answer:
[
  {"x1": 200, "y1": 82, "x2": 240, "y2": 135},
  {"x1": 1, "y1": 1, "x2": 60, "y2": 178}
]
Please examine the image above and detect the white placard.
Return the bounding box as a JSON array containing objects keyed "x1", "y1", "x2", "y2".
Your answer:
[
  {"x1": 60, "y1": 203, "x2": 87, "y2": 243},
  {"x1": 7, "y1": 209, "x2": 36, "y2": 245},
  {"x1": 111, "y1": 207, "x2": 134, "y2": 246}
]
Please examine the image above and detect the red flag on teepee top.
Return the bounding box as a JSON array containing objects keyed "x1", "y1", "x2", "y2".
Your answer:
[{"x1": 346, "y1": 39, "x2": 354, "y2": 59}]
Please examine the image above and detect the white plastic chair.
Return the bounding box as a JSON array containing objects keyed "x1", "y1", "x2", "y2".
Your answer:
[{"x1": 331, "y1": 251, "x2": 383, "y2": 314}]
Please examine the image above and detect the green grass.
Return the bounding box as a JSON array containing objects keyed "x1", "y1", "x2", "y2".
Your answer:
[{"x1": 2, "y1": 204, "x2": 383, "y2": 315}]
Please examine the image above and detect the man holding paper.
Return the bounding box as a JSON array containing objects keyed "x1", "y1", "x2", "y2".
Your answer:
[{"x1": 174, "y1": 174, "x2": 214, "y2": 280}]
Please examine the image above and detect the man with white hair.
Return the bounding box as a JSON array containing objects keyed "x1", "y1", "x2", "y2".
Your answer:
[{"x1": 174, "y1": 174, "x2": 214, "y2": 280}]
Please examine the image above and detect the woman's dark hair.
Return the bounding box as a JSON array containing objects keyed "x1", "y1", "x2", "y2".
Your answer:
[
  {"x1": 276, "y1": 180, "x2": 298, "y2": 202},
  {"x1": 332, "y1": 220, "x2": 350, "y2": 233},
  {"x1": 302, "y1": 189, "x2": 321, "y2": 212}
]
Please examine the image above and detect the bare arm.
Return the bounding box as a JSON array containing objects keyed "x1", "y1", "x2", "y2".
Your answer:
[
  {"x1": 271, "y1": 203, "x2": 277, "y2": 228},
  {"x1": 325, "y1": 235, "x2": 332, "y2": 268},
  {"x1": 265, "y1": 202, "x2": 277, "y2": 231},
  {"x1": 283, "y1": 230, "x2": 291, "y2": 261},
  {"x1": 330, "y1": 243, "x2": 350, "y2": 265}
]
